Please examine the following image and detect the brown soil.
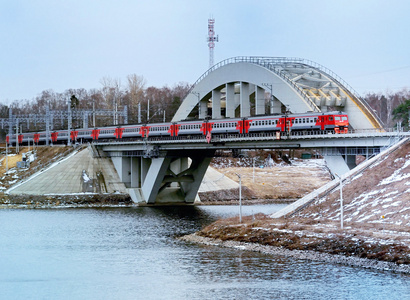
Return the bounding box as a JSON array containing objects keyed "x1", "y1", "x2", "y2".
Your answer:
[
  {"x1": 197, "y1": 214, "x2": 410, "y2": 265},
  {"x1": 203, "y1": 155, "x2": 332, "y2": 203}
]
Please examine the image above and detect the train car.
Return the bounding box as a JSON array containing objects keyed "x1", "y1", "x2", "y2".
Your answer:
[
  {"x1": 6, "y1": 111, "x2": 349, "y2": 146},
  {"x1": 246, "y1": 111, "x2": 349, "y2": 134}
]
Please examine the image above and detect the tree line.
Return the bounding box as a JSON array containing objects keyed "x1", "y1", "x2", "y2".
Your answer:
[
  {"x1": 0, "y1": 74, "x2": 190, "y2": 134},
  {"x1": 364, "y1": 88, "x2": 410, "y2": 129}
]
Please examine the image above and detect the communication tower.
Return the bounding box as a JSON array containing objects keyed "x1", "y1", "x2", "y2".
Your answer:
[{"x1": 207, "y1": 18, "x2": 219, "y2": 68}]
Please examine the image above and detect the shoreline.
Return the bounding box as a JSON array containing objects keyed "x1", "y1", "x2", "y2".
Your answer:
[
  {"x1": 0, "y1": 193, "x2": 133, "y2": 208},
  {"x1": 0, "y1": 192, "x2": 295, "y2": 208},
  {"x1": 180, "y1": 233, "x2": 410, "y2": 275}
]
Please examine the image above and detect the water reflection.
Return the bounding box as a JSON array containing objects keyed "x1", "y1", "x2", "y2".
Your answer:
[{"x1": 0, "y1": 206, "x2": 409, "y2": 299}]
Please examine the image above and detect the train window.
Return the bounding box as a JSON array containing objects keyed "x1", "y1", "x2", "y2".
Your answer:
[
  {"x1": 314, "y1": 118, "x2": 317, "y2": 122},
  {"x1": 310, "y1": 118, "x2": 313, "y2": 123},
  {"x1": 329, "y1": 117, "x2": 333, "y2": 121},
  {"x1": 335, "y1": 116, "x2": 340, "y2": 121},
  {"x1": 342, "y1": 116, "x2": 347, "y2": 121}
]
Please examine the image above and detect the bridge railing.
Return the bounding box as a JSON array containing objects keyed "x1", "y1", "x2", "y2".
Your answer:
[{"x1": 94, "y1": 129, "x2": 408, "y2": 147}]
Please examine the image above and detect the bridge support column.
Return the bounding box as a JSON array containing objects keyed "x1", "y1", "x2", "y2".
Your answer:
[
  {"x1": 123, "y1": 150, "x2": 215, "y2": 205},
  {"x1": 345, "y1": 155, "x2": 357, "y2": 169},
  {"x1": 255, "y1": 86, "x2": 265, "y2": 115},
  {"x1": 111, "y1": 157, "x2": 131, "y2": 187},
  {"x1": 199, "y1": 98, "x2": 208, "y2": 119},
  {"x1": 130, "y1": 157, "x2": 140, "y2": 188},
  {"x1": 225, "y1": 83, "x2": 235, "y2": 118},
  {"x1": 240, "y1": 82, "x2": 250, "y2": 117},
  {"x1": 323, "y1": 155, "x2": 350, "y2": 176},
  {"x1": 141, "y1": 157, "x2": 172, "y2": 203},
  {"x1": 212, "y1": 89, "x2": 222, "y2": 119},
  {"x1": 180, "y1": 155, "x2": 213, "y2": 202},
  {"x1": 272, "y1": 95, "x2": 282, "y2": 114}
]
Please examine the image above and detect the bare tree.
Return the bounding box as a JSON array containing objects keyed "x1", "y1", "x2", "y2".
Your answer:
[
  {"x1": 125, "y1": 74, "x2": 145, "y2": 123},
  {"x1": 100, "y1": 76, "x2": 123, "y2": 125}
]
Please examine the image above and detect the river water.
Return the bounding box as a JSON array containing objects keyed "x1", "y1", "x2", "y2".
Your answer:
[{"x1": 0, "y1": 204, "x2": 409, "y2": 300}]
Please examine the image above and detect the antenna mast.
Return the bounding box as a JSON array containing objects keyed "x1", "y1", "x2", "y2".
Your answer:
[{"x1": 207, "y1": 18, "x2": 218, "y2": 68}]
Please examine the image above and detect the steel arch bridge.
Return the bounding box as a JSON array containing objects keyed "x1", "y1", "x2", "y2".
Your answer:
[{"x1": 172, "y1": 57, "x2": 382, "y2": 130}]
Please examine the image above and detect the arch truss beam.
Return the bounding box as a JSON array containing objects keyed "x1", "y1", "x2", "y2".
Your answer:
[{"x1": 172, "y1": 57, "x2": 383, "y2": 130}]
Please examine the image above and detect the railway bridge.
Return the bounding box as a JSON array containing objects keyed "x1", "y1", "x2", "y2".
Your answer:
[
  {"x1": 90, "y1": 56, "x2": 398, "y2": 204},
  {"x1": 93, "y1": 130, "x2": 408, "y2": 204},
  {"x1": 10, "y1": 57, "x2": 409, "y2": 204}
]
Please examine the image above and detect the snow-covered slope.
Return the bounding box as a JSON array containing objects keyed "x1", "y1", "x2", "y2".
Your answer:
[{"x1": 293, "y1": 138, "x2": 410, "y2": 226}]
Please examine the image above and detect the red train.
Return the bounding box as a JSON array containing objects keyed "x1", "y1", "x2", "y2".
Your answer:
[{"x1": 6, "y1": 111, "x2": 349, "y2": 145}]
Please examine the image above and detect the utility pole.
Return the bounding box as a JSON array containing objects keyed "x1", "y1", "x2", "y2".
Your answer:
[
  {"x1": 147, "y1": 99, "x2": 150, "y2": 122},
  {"x1": 68, "y1": 98, "x2": 72, "y2": 146},
  {"x1": 236, "y1": 173, "x2": 242, "y2": 223},
  {"x1": 262, "y1": 83, "x2": 274, "y2": 114},
  {"x1": 335, "y1": 173, "x2": 344, "y2": 229},
  {"x1": 46, "y1": 106, "x2": 50, "y2": 146},
  {"x1": 8, "y1": 108, "x2": 12, "y2": 148},
  {"x1": 93, "y1": 98, "x2": 96, "y2": 127},
  {"x1": 5, "y1": 139, "x2": 8, "y2": 173},
  {"x1": 138, "y1": 102, "x2": 141, "y2": 123},
  {"x1": 15, "y1": 119, "x2": 19, "y2": 154}
]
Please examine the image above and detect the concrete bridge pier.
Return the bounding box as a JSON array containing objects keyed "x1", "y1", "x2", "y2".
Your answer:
[
  {"x1": 323, "y1": 155, "x2": 351, "y2": 176},
  {"x1": 111, "y1": 150, "x2": 215, "y2": 205},
  {"x1": 323, "y1": 154, "x2": 358, "y2": 177}
]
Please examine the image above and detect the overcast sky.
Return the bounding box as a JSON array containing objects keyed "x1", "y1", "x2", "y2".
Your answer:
[{"x1": 1, "y1": 0, "x2": 409, "y2": 104}]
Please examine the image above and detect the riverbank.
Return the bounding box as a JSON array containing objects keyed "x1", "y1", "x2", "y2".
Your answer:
[
  {"x1": 180, "y1": 213, "x2": 410, "y2": 274},
  {"x1": 180, "y1": 232, "x2": 410, "y2": 274},
  {"x1": 182, "y1": 139, "x2": 410, "y2": 273},
  {"x1": 0, "y1": 193, "x2": 133, "y2": 208}
]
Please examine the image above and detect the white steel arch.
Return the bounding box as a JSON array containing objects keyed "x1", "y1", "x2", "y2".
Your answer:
[{"x1": 172, "y1": 57, "x2": 383, "y2": 130}]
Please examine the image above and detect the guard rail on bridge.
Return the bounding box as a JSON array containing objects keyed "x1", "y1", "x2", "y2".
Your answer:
[{"x1": 93, "y1": 129, "x2": 409, "y2": 147}]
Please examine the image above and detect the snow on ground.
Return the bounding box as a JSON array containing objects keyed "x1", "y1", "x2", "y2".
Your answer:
[{"x1": 294, "y1": 139, "x2": 410, "y2": 227}]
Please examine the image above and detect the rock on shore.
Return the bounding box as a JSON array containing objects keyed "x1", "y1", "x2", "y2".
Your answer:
[{"x1": 180, "y1": 233, "x2": 410, "y2": 274}]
